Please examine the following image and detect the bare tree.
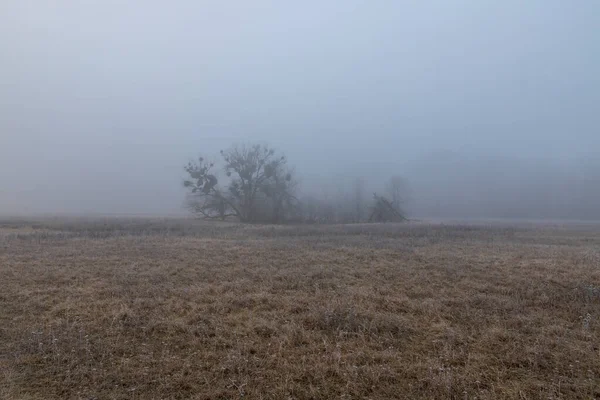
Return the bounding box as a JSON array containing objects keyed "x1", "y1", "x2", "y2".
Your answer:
[
  {"x1": 352, "y1": 177, "x2": 367, "y2": 223},
  {"x1": 184, "y1": 144, "x2": 297, "y2": 223},
  {"x1": 262, "y1": 164, "x2": 299, "y2": 223},
  {"x1": 385, "y1": 175, "x2": 410, "y2": 214},
  {"x1": 184, "y1": 158, "x2": 238, "y2": 220}
]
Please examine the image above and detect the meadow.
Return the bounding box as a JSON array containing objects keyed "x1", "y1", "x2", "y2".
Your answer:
[{"x1": 1, "y1": 218, "x2": 599, "y2": 399}]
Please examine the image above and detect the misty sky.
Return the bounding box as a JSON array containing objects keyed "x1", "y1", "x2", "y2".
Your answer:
[{"x1": 1, "y1": 1, "x2": 599, "y2": 214}]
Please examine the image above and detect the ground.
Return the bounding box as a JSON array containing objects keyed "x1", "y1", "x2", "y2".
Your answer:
[{"x1": 0, "y1": 218, "x2": 599, "y2": 399}]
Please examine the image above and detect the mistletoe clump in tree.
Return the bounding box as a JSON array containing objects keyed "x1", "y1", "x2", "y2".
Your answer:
[{"x1": 184, "y1": 144, "x2": 298, "y2": 223}]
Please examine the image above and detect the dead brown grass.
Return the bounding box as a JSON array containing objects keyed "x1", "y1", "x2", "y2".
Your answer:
[{"x1": 1, "y1": 218, "x2": 599, "y2": 399}]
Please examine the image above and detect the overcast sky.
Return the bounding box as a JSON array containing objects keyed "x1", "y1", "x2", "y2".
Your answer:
[{"x1": 1, "y1": 1, "x2": 599, "y2": 214}]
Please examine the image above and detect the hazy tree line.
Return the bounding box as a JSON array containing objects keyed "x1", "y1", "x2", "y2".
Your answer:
[
  {"x1": 184, "y1": 143, "x2": 408, "y2": 224},
  {"x1": 184, "y1": 144, "x2": 600, "y2": 223},
  {"x1": 405, "y1": 152, "x2": 600, "y2": 221}
]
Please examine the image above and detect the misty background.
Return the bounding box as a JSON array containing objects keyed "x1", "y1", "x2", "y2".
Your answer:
[{"x1": 1, "y1": 1, "x2": 599, "y2": 219}]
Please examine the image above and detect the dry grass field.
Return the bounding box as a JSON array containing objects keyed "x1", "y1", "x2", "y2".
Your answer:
[{"x1": 1, "y1": 218, "x2": 599, "y2": 399}]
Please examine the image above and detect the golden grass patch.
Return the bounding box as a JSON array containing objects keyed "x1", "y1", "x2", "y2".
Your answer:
[{"x1": 1, "y1": 218, "x2": 599, "y2": 399}]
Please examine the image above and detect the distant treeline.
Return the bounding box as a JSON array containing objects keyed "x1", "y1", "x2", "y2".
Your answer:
[
  {"x1": 183, "y1": 143, "x2": 407, "y2": 224},
  {"x1": 405, "y1": 152, "x2": 600, "y2": 220},
  {"x1": 184, "y1": 144, "x2": 600, "y2": 223}
]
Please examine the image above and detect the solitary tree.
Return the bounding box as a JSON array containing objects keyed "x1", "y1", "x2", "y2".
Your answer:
[
  {"x1": 385, "y1": 175, "x2": 410, "y2": 214},
  {"x1": 184, "y1": 144, "x2": 297, "y2": 223},
  {"x1": 352, "y1": 177, "x2": 367, "y2": 223}
]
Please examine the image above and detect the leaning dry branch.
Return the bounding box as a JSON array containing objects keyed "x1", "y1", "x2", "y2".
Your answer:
[{"x1": 368, "y1": 193, "x2": 408, "y2": 223}]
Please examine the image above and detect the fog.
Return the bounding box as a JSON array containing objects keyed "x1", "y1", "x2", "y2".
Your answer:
[{"x1": 1, "y1": 1, "x2": 599, "y2": 219}]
